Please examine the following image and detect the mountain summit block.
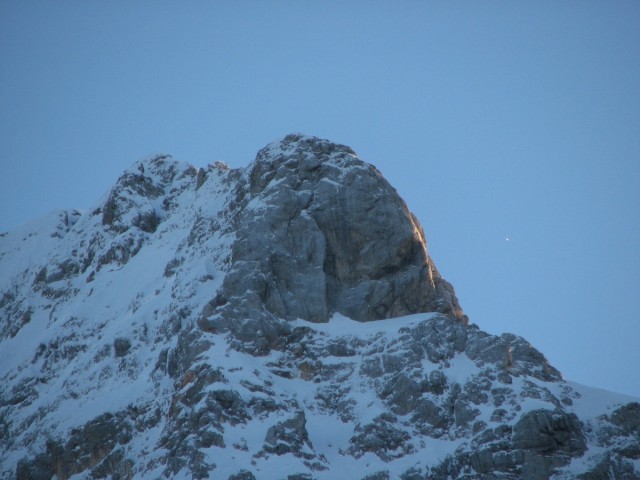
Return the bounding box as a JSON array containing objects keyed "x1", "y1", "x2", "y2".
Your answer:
[{"x1": 200, "y1": 134, "x2": 465, "y2": 328}]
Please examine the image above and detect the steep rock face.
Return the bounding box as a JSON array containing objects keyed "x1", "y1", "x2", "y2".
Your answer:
[
  {"x1": 1, "y1": 135, "x2": 639, "y2": 480},
  {"x1": 203, "y1": 134, "x2": 464, "y2": 327}
]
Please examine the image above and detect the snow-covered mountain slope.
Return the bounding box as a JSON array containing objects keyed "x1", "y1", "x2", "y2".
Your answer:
[{"x1": 1, "y1": 135, "x2": 638, "y2": 480}]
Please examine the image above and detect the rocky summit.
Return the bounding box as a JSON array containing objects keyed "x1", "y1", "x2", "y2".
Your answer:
[{"x1": 0, "y1": 134, "x2": 638, "y2": 480}]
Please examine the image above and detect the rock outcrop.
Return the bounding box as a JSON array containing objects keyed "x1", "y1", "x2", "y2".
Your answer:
[
  {"x1": 1, "y1": 135, "x2": 638, "y2": 479},
  {"x1": 202, "y1": 134, "x2": 464, "y2": 329}
]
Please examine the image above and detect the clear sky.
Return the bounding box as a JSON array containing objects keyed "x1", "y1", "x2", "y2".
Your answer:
[{"x1": 1, "y1": 2, "x2": 639, "y2": 398}]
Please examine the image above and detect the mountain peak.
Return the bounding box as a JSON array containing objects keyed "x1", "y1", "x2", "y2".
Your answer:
[
  {"x1": 201, "y1": 133, "x2": 465, "y2": 329},
  {"x1": 1, "y1": 136, "x2": 638, "y2": 480},
  {"x1": 256, "y1": 133, "x2": 358, "y2": 163}
]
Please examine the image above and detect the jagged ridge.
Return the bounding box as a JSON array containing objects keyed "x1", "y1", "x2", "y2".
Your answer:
[{"x1": 0, "y1": 135, "x2": 638, "y2": 479}]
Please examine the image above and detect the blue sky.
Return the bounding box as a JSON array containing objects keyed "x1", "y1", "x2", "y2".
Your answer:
[{"x1": 1, "y1": 1, "x2": 639, "y2": 397}]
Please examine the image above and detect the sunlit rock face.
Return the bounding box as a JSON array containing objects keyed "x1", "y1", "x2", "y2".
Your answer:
[
  {"x1": 1, "y1": 135, "x2": 639, "y2": 480},
  {"x1": 203, "y1": 134, "x2": 465, "y2": 326}
]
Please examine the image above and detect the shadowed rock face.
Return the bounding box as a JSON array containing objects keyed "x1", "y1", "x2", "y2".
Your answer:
[{"x1": 210, "y1": 134, "x2": 465, "y2": 324}]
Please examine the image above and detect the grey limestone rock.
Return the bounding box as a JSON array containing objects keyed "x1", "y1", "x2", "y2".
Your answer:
[
  {"x1": 347, "y1": 413, "x2": 414, "y2": 461},
  {"x1": 113, "y1": 337, "x2": 131, "y2": 357},
  {"x1": 102, "y1": 155, "x2": 187, "y2": 232},
  {"x1": 16, "y1": 411, "x2": 135, "y2": 480},
  {"x1": 609, "y1": 402, "x2": 640, "y2": 434},
  {"x1": 262, "y1": 411, "x2": 315, "y2": 459},
  {"x1": 512, "y1": 409, "x2": 586, "y2": 455},
  {"x1": 598, "y1": 402, "x2": 640, "y2": 462},
  {"x1": 15, "y1": 454, "x2": 53, "y2": 480},
  {"x1": 203, "y1": 134, "x2": 465, "y2": 327},
  {"x1": 577, "y1": 452, "x2": 638, "y2": 479},
  {"x1": 4, "y1": 134, "x2": 640, "y2": 480}
]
